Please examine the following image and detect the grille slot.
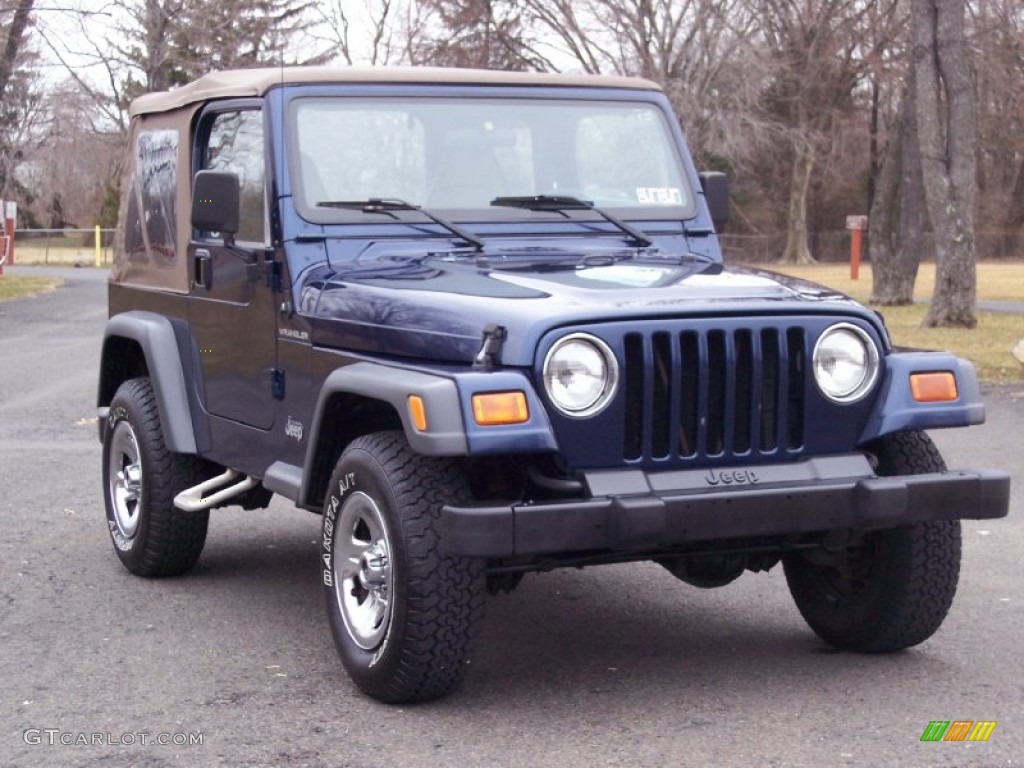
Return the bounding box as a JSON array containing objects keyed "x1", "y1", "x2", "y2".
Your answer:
[{"x1": 623, "y1": 326, "x2": 806, "y2": 462}]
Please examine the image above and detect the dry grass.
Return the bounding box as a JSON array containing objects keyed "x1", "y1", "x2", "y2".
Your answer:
[
  {"x1": 766, "y1": 261, "x2": 1024, "y2": 304},
  {"x1": 0, "y1": 275, "x2": 62, "y2": 302},
  {"x1": 760, "y1": 262, "x2": 1024, "y2": 384},
  {"x1": 866, "y1": 304, "x2": 1022, "y2": 384},
  {"x1": 11, "y1": 246, "x2": 110, "y2": 266}
]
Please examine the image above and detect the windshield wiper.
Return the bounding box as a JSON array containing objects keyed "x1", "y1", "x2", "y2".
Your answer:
[
  {"x1": 317, "y1": 198, "x2": 485, "y2": 251},
  {"x1": 491, "y1": 195, "x2": 654, "y2": 248}
]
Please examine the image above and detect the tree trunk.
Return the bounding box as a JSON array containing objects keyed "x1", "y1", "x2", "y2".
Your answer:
[
  {"x1": 897, "y1": 97, "x2": 926, "y2": 295},
  {"x1": 779, "y1": 138, "x2": 816, "y2": 264},
  {"x1": 867, "y1": 77, "x2": 880, "y2": 215},
  {"x1": 0, "y1": 0, "x2": 35, "y2": 104},
  {"x1": 869, "y1": 78, "x2": 925, "y2": 305},
  {"x1": 0, "y1": 0, "x2": 35, "y2": 196},
  {"x1": 913, "y1": 0, "x2": 977, "y2": 328},
  {"x1": 868, "y1": 90, "x2": 908, "y2": 304},
  {"x1": 140, "y1": 0, "x2": 173, "y2": 91},
  {"x1": 999, "y1": 154, "x2": 1024, "y2": 258}
]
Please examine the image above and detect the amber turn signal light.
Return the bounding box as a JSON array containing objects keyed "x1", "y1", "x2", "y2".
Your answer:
[
  {"x1": 472, "y1": 392, "x2": 529, "y2": 426},
  {"x1": 407, "y1": 395, "x2": 428, "y2": 431},
  {"x1": 910, "y1": 371, "x2": 958, "y2": 403}
]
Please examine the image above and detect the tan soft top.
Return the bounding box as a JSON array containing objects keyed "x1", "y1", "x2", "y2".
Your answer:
[{"x1": 129, "y1": 66, "x2": 662, "y2": 117}]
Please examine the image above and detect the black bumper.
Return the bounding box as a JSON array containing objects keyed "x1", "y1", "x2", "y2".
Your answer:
[{"x1": 440, "y1": 454, "x2": 1010, "y2": 557}]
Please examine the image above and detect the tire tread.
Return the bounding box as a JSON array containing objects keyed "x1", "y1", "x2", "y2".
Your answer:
[
  {"x1": 105, "y1": 378, "x2": 209, "y2": 577},
  {"x1": 326, "y1": 431, "x2": 484, "y2": 703},
  {"x1": 784, "y1": 430, "x2": 961, "y2": 653}
]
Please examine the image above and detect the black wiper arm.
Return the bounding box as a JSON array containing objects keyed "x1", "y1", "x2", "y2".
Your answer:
[
  {"x1": 491, "y1": 195, "x2": 654, "y2": 248},
  {"x1": 317, "y1": 198, "x2": 485, "y2": 251}
]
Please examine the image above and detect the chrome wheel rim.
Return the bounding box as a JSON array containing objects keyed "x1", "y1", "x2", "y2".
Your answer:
[
  {"x1": 108, "y1": 421, "x2": 143, "y2": 539},
  {"x1": 333, "y1": 491, "x2": 394, "y2": 650}
]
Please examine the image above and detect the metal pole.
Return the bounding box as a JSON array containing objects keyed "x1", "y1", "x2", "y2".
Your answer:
[
  {"x1": 850, "y1": 228, "x2": 862, "y2": 281},
  {"x1": 845, "y1": 215, "x2": 866, "y2": 281},
  {"x1": 95, "y1": 225, "x2": 101, "y2": 267},
  {"x1": 2, "y1": 202, "x2": 15, "y2": 272}
]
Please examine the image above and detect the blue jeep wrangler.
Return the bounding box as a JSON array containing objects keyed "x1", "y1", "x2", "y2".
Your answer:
[{"x1": 98, "y1": 67, "x2": 1009, "y2": 703}]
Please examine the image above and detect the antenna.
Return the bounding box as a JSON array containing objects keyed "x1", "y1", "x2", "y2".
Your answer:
[{"x1": 274, "y1": 19, "x2": 286, "y2": 253}]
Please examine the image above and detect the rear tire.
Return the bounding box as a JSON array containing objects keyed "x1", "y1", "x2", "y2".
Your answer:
[
  {"x1": 321, "y1": 431, "x2": 485, "y2": 703},
  {"x1": 102, "y1": 378, "x2": 210, "y2": 577},
  {"x1": 783, "y1": 430, "x2": 961, "y2": 652}
]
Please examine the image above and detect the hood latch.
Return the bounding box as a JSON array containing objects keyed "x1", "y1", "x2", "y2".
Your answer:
[{"x1": 473, "y1": 323, "x2": 508, "y2": 369}]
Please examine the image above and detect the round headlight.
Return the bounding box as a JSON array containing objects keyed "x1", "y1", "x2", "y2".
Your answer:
[
  {"x1": 542, "y1": 333, "x2": 619, "y2": 417},
  {"x1": 812, "y1": 323, "x2": 880, "y2": 403}
]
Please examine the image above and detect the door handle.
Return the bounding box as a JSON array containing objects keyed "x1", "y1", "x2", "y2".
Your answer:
[{"x1": 194, "y1": 249, "x2": 212, "y2": 290}]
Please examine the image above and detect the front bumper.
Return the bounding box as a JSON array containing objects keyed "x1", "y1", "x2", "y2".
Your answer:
[{"x1": 440, "y1": 454, "x2": 1010, "y2": 557}]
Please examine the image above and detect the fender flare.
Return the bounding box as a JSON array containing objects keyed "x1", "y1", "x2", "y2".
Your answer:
[
  {"x1": 859, "y1": 352, "x2": 986, "y2": 444},
  {"x1": 99, "y1": 311, "x2": 198, "y2": 454},
  {"x1": 288, "y1": 362, "x2": 558, "y2": 510},
  {"x1": 298, "y1": 362, "x2": 468, "y2": 508}
]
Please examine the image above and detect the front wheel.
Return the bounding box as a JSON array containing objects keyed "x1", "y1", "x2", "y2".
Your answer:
[
  {"x1": 783, "y1": 430, "x2": 961, "y2": 652},
  {"x1": 321, "y1": 432, "x2": 485, "y2": 703}
]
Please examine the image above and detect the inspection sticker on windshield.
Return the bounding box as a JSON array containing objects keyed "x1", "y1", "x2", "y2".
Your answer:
[{"x1": 636, "y1": 187, "x2": 683, "y2": 205}]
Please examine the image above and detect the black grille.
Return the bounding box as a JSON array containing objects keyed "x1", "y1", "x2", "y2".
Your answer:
[{"x1": 623, "y1": 326, "x2": 806, "y2": 461}]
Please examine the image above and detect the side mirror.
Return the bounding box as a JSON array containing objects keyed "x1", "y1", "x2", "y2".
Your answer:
[
  {"x1": 192, "y1": 170, "x2": 240, "y2": 236},
  {"x1": 699, "y1": 171, "x2": 729, "y2": 232}
]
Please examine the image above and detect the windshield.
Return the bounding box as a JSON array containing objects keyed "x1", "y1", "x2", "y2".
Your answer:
[{"x1": 291, "y1": 96, "x2": 694, "y2": 222}]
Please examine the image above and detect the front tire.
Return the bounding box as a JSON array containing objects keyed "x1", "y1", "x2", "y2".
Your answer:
[
  {"x1": 321, "y1": 432, "x2": 485, "y2": 703},
  {"x1": 102, "y1": 377, "x2": 210, "y2": 577},
  {"x1": 783, "y1": 430, "x2": 961, "y2": 652}
]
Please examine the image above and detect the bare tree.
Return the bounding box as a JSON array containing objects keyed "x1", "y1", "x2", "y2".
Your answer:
[
  {"x1": 973, "y1": 0, "x2": 1024, "y2": 256},
  {"x1": 913, "y1": 0, "x2": 978, "y2": 328},
  {"x1": 517, "y1": 0, "x2": 779, "y2": 184},
  {"x1": 0, "y1": 0, "x2": 37, "y2": 198},
  {"x1": 860, "y1": 1, "x2": 907, "y2": 218},
  {"x1": 1005, "y1": 157, "x2": 1024, "y2": 256},
  {"x1": 132, "y1": 0, "x2": 183, "y2": 91},
  {"x1": 33, "y1": 1, "x2": 185, "y2": 133},
  {"x1": 173, "y1": 0, "x2": 328, "y2": 79},
  {"x1": 518, "y1": 0, "x2": 757, "y2": 84},
  {"x1": 868, "y1": 77, "x2": 925, "y2": 305},
  {"x1": 0, "y1": 0, "x2": 35, "y2": 103},
  {"x1": 514, "y1": 0, "x2": 608, "y2": 73},
  {"x1": 38, "y1": 0, "x2": 325, "y2": 129},
  {"x1": 753, "y1": 0, "x2": 887, "y2": 264},
  {"x1": 18, "y1": 81, "x2": 122, "y2": 227},
  {"x1": 28, "y1": 0, "x2": 326, "y2": 229},
  {"x1": 413, "y1": 0, "x2": 542, "y2": 70},
  {"x1": 317, "y1": 0, "x2": 398, "y2": 65}
]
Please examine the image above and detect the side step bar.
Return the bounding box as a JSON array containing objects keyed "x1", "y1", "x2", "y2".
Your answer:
[{"x1": 174, "y1": 469, "x2": 259, "y2": 512}]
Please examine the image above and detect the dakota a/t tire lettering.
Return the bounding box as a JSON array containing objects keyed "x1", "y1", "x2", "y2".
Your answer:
[{"x1": 321, "y1": 431, "x2": 485, "y2": 703}]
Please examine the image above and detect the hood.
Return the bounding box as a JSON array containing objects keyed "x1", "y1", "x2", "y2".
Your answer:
[{"x1": 299, "y1": 240, "x2": 873, "y2": 366}]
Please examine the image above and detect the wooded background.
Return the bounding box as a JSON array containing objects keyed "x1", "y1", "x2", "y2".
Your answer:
[{"x1": 1, "y1": 0, "x2": 1021, "y2": 325}]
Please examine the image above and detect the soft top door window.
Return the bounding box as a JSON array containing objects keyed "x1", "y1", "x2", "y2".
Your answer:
[{"x1": 202, "y1": 109, "x2": 267, "y2": 244}]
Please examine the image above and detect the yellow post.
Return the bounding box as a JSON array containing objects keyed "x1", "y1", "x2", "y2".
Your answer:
[{"x1": 95, "y1": 225, "x2": 101, "y2": 267}]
